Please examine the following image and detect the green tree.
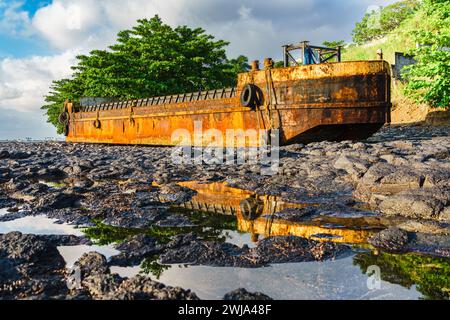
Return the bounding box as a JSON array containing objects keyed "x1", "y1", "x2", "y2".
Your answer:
[
  {"x1": 273, "y1": 61, "x2": 285, "y2": 68},
  {"x1": 403, "y1": 0, "x2": 450, "y2": 108},
  {"x1": 352, "y1": 7, "x2": 383, "y2": 45},
  {"x1": 322, "y1": 40, "x2": 345, "y2": 61},
  {"x1": 226, "y1": 55, "x2": 251, "y2": 76},
  {"x1": 379, "y1": 0, "x2": 420, "y2": 32},
  {"x1": 42, "y1": 15, "x2": 250, "y2": 134},
  {"x1": 322, "y1": 40, "x2": 345, "y2": 48},
  {"x1": 352, "y1": 0, "x2": 420, "y2": 44}
]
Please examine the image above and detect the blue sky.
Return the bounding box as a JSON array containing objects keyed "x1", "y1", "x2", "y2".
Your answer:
[
  {"x1": 0, "y1": 0, "x2": 398, "y2": 140},
  {"x1": 19, "y1": 0, "x2": 50, "y2": 14},
  {"x1": 0, "y1": 1, "x2": 50, "y2": 57}
]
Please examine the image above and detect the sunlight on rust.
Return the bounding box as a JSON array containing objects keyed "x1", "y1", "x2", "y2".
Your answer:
[{"x1": 64, "y1": 60, "x2": 391, "y2": 146}]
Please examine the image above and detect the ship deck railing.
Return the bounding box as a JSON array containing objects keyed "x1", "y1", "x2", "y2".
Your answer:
[{"x1": 79, "y1": 87, "x2": 237, "y2": 112}]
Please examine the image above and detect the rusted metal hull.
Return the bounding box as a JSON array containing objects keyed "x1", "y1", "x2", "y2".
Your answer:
[{"x1": 65, "y1": 60, "x2": 391, "y2": 147}]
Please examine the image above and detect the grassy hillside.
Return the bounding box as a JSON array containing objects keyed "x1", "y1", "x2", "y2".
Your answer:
[
  {"x1": 341, "y1": 7, "x2": 442, "y2": 123},
  {"x1": 342, "y1": 5, "x2": 426, "y2": 63}
]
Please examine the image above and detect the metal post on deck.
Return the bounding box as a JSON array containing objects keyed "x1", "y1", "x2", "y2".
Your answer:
[
  {"x1": 264, "y1": 58, "x2": 274, "y2": 70},
  {"x1": 282, "y1": 45, "x2": 289, "y2": 68},
  {"x1": 377, "y1": 49, "x2": 383, "y2": 60},
  {"x1": 301, "y1": 41, "x2": 309, "y2": 65},
  {"x1": 251, "y1": 60, "x2": 260, "y2": 71},
  {"x1": 283, "y1": 41, "x2": 343, "y2": 66}
]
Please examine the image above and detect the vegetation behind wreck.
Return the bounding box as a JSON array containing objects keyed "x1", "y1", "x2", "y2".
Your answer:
[
  {"x1": 42, "y1": 0, "x2": 449, "y2": 135},
  {"x1": 42, "y1": 15, "x2": 250, "y2": 134},
  {"x1": 345, "y1": 0, "x2": 450, "y2": 110}
]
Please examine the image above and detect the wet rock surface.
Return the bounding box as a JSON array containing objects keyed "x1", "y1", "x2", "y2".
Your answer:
[
  {"x1": 255, "y1": 236, "x2": 350, "y2": 263},
  {"x1": 223, "y1": 288, "x2": 273, "y2": 300},
  {"x1": 368, "y1": 228, "x2": 409, "y2": 253},
  {"x1": 70, "y1": 252, "x2": 199, "y2": 300},
  {"x1": 160, "y1": 233, "x2": 256, "y2": 267},
  {"x1": 109, "y1": 234, "x2": 162, "y2": 266},
  {"x1": 0, "y1": 124, "x2": 449, "y2": 299},
  {"x1": 378, "y1": 187, "x2": 449, "y2": 221},
  {"x1": 1, "y1": 125, "x2": 448, "y2": 223},
  {"x1": 369, "y1": 227, "x2": 450, "y2": 257},
  {"x1": 160, "y1": 233, "x2": 349, "y2": 267},
  {"x1": 0, "y1": 233, "x2": 200, "y2": 300},
  {"x1": 0, "y1": 232, "x2": 67, "y2": 299}
]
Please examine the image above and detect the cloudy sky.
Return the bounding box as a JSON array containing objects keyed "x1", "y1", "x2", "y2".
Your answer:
[{"x1": 0, "y1": 0, "x2": 397, "y2": 140}]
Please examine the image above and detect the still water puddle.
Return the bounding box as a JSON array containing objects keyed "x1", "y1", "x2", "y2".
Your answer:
[
  {"x1": 111, "y1": 256, "x2": 421, "y2": 300},
  {"x1": 59, "y1": 245, "x2": 120, "y2": 268},
  {"x1": 0, "y1": 214, "x2": 84, "y2": 236},
  {"x1": 1, "y1": 181, "x2": 449, "y2": 300},
  {"x1": 220, "y1": 230, "x2": 258, "y2": 248},
  {"x1": 0, "y1": 212, "x2": 119, "y2": 268}
]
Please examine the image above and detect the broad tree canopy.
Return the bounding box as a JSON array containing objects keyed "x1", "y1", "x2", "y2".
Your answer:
[{"x1": 42, "y1": 15, "x2": 250, "y2": 133}]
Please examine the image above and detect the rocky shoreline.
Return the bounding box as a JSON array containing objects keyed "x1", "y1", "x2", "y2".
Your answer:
[{"x1": 0, "y1": 124, "x2": 449, "y2": 300}]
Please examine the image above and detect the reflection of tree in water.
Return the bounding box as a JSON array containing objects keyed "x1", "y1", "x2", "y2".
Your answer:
[
  {"x1": 82, "y1": 210, "x2": 239, "y2": 279},
  {"x1": 83, "y1": 220, "x2": 142, "y2": 245},
  {"x1": 140, "y1": 255, "x2": 171, "y2": 280},
  {"x1": 170, "y1": 207, "x2": 238, "y2": 232},
  {"x1": 83, "y1": 209, "x2": 238, "y2": 246},
  {"x1": 353, "y1": 251, "x2": 450, "y2": 300}
]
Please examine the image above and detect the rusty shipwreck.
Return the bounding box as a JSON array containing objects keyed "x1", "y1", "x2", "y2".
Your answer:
[{"x1": 59, "y1": 42, "x2": 391, "y2": 147}]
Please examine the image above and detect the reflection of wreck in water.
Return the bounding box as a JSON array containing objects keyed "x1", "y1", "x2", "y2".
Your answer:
[{"x1": 176, "y1": 181, "x2": 393, "y2": 244}]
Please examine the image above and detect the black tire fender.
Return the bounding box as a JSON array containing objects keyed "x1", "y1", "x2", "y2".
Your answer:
[
  {"x1": 240, "y1": 197, "x2": 263, "y2": 221},
  {"x1": 58, "y1": 111, "x2": 69, "y2": 125},
  {"x1": 93, "y1": 119, "x2": 101, "y2": 129},
  {"x1": 240, "y1": 84, "x2": 259, "y2": 109}
]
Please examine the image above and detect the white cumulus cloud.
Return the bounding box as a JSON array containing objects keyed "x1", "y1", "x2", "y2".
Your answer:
[
  {"x1": 31, "y1": 0, "x2": 188, "y2": 52},
  {"x1": 0, "y1": 50, "x2": 77, "y2": 112},
  {"x1": 0, "y1": 0, "x2": 32, "y2": 36}
]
